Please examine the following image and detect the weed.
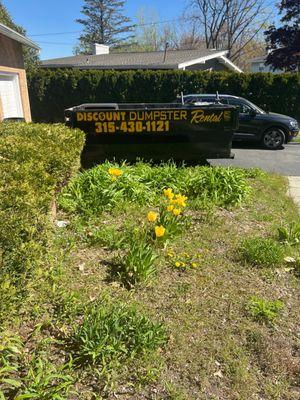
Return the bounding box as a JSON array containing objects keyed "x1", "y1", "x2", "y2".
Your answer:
[
  {"x1": 86, "y1": 225, "x2": 127, "y2": 249},
  {"x1": 0, "y1": 332, "x2": 23, "y2": 396},
  {"x1": 278, "y1": 222, "x2": 300, "y2": 246},
  {"x1": 117, "y1": 238, "x2": 158, "y2": 286},
  {"x1": 70, "y1": 299, "x2": 167, "y2": 374},
  {"x1": 247, "y1": 297, "x2": 283, "y2": 324},
  {"x1": 14, "y1": 357, "x2": 74, "y2": 400},
  {"x1": 239, "y1": 237, "x2": 285, "y2": 267}
]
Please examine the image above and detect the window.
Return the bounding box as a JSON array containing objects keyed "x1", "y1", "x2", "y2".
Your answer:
[
  {"x1": 228, "y1": 98, "x2": 252, "y2": 114},
  {"x1": 0, "y1": 73, "x2": 24, "y2": 119}
]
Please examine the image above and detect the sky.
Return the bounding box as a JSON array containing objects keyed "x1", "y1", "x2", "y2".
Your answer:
[{"x1": 3, "y1": 0, "x2": 187, "y2": 60}]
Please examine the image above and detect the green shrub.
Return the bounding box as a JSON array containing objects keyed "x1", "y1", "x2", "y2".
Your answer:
[
  {"x1": 240, "y1": 237, "x2": 285, "y2": 267},
  {"x1": 27, "y1": 69, "x2": 300, "y2": 123},
  {"x1": 70, "y1": 299, "x2": 167, "y2": 370},
  {"x1": 0, "y1": 122, "x2": 84, "y2": 278},
  {"x1": 247, "y1": 297, "x2": 283, "y2": 324},
  {"x1": 59, "y1": 162, "x2": 251, "y2": 215}
]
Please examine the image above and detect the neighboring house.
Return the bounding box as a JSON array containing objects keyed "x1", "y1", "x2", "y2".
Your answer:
[
  {"x1": 250, "y1": 56, "x2": 282, "y2": 74},
  {"x1": 41, "y1": 44, "x2": 242, "y2": 73},
  {"x1": 0, "y1": 23, "x2": 39, "y2": 122}
]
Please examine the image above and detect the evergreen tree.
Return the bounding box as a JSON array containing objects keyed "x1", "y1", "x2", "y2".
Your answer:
[
  {"x1": 0, "y1": 1, "x2": 40, "y2": 71},
  {"x1": 264, "y1": 0, "x2": 300, "y2": 71},
  {"x1": 76, "y1": 0, "x2": 135, "y2": 54}
]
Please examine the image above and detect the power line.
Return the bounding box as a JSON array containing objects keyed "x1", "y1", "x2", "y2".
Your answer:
[{"x1": 28, "y1": 17, "x2": 186, "y2": 37}]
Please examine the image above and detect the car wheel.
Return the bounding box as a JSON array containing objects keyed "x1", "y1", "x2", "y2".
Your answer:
[{"x1": 261, "y1": 128, "x2": 285, "y2": 150}]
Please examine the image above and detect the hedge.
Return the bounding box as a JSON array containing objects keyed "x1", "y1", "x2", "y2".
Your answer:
[
  {"x1": 28, "y1": 69, "x2": 300, "y2": 122},
  {"x1": 0, "y1": 122, "x2": 85, "y2": 278}
]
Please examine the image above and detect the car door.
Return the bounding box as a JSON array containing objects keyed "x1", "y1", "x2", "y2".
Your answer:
[{"x1": 227, "y1": 98, "x2": 260, "y2": 140}]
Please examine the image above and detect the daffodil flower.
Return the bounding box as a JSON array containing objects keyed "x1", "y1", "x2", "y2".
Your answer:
[
  {"x1": 155, "y1": 225, "x2": 165, "y2": 238},
  {"x1": 147, "y1": 211, "x2": 158, "y2": 222},
  {"x1": 173, "y1": 208, "x2": 181, "y2": 216}
]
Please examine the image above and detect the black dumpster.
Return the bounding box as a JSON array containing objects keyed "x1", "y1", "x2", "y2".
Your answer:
[{"x1": 65, "y1": 102, "x2": 238, "y2": 166}]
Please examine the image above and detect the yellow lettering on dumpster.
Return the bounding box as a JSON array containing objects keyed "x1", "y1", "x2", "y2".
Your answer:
[
  {"x1": 191, "y1": 110, "x2": 224, "y2": 124},
  {"x1": 76, "y1": 112, "x2": 84, "y2": 121}
]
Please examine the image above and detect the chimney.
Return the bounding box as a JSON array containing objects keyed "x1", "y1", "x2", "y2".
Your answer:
[{"x1": 93, "y1": 43, "x2": 110, "y2": 55}]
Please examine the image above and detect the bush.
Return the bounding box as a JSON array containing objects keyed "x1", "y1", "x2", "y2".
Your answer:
[
  {"x1": 0, "y1": 122, "x2": 84, "y2": 278},
  {"x1": 239, "y1": 237, "x2": 285, "y2": 267},
  {"x1": 70, "y1": 299, "x2": 167, "y2": 370},
  {"x1": 27, "y1": 69, "x2": 300, "y2": 123},
  {"x1": 59, "y1": 162, "x2": 251, "y2": 215}
]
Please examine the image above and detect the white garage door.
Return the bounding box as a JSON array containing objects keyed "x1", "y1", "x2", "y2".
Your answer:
[{"x1": 0, "y1": 73, "x2": 24, "y2": 119}]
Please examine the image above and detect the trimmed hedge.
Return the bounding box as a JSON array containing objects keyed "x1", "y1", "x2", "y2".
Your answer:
[
  {"x1": 28, "y1": 69, "x2": 300, "y2": 122},
  {"x1": 0, "y1": 122, "x2": 85, "y2": 276}
]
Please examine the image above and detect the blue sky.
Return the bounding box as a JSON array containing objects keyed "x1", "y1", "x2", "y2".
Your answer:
[{"x1": 4, "y1": 0, "x2": 186, "y2": 60}]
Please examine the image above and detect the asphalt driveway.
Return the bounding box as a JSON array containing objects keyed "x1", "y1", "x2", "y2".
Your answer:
[{"x1": 209, "y1": 142, "x2": 300, "y2": 176}]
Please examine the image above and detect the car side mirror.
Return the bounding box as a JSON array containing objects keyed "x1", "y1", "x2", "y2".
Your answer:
[{"x1": 249, "y1": 109, "x2": 257, "y2": 117}]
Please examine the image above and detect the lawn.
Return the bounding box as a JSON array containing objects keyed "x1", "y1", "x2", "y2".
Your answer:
[{"x1": 1, "y1": 162, "x2": 300, "y2": 400}]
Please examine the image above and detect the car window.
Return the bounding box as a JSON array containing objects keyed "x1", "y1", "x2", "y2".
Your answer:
[
  {"x1": 189, "y1": 97, "x2": 228, "y2": 104},
  {"x1": 228, "y1": 99, "x2": 252, "y2": 114}
]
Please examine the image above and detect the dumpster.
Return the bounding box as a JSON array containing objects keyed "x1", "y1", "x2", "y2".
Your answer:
[{"x1": 65, "y1": 102, "x2": 238, "y2": 166}]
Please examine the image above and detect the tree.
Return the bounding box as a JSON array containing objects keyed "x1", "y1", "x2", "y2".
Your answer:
[
  {"x1": 75, "y1": 0, "x2": 135, "y2": 54},
  {"x1": 0, "y1": 1, "x2": 40, "y2": 71},
  {"x1": 189, "y1": 0, "x2": 269, "y2": 62},
  {"x1": 265, "y1": 0, "x2": 300, "y2": 71}
]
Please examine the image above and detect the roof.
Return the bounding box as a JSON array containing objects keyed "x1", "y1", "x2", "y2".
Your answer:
[
  {"x1": 0, "y1": 23, "x2": 40, "y2": 50},
  {"x1": 250, "y1": 56, "x2": 267, "y2": 63},
  {"x1": 41, "y1": 48, "x2": 242, "y2": 72}
]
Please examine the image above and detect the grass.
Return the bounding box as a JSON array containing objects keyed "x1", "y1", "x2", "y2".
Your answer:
[
  {"x1": 239, "y1": 237, "x2": 285, "y2": 267},
  {"x1": 1, "y1": 164, "x2": 300, "y2": 399}
]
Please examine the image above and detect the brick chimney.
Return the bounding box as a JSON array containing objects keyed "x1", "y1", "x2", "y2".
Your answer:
[{"x1": 93, "y1": 43, "x2": 110, "y2": 55}]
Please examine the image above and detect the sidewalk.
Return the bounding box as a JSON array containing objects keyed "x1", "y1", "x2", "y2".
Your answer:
[{"x1": 288, "y1": 176, "x2": 300, "y2": 209}]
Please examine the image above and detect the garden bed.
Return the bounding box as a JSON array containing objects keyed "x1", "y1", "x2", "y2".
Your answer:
[{"x1": 1, "y1": 161, "x2": 300, "y2": 400}]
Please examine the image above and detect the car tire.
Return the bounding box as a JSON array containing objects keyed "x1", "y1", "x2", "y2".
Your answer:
[{"x1": 261, "y1": 128, "x2": 285, "y2": 150}]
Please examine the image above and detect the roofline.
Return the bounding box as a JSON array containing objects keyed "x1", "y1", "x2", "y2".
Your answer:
[
  {"x1": 40, "y1": 64, "x2": 178, "y2": 70},
  {"x1": 0, "y1": 23, "x2": 40, "y2": 50},
  {"x1": 177, "y1": 51, "x2": 243, "y2": 73},
  {"x1": 218, "y1": 55, "x2": 243, "y2": 73},
  {"x1": 178, "y1": 51, "x2": 228, "y2": 69}
]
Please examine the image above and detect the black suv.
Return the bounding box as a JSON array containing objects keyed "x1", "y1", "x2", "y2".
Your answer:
[{"x1": 176, "y1": 94, "x2": 299, "y2": 149}]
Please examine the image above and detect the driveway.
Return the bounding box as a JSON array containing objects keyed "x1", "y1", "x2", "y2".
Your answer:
[{"x1": 209, "y1": 142, "x2": 300, "y2": 176}]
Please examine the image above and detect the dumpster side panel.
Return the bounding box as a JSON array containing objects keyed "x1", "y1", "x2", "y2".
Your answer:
[{"x1": 65, "y1": 105, "x2": 238, "y2": 165}]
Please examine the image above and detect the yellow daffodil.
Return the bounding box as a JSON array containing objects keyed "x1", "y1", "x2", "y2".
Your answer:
[
  {"x1": 175, "y1": 194, "x2": 188, "y2": 207},
  {"x1": 163, "y1": 188, "x2": 174, "y2": 199},
  {"x1": 167, "y1": 252, "x2": 174, "y2": 258},
  {"x1": 173, "y1": 208, "x2": 181, "y2": 216},
  {"x1": 191, "y1": 262, "x2": 198, "y2": 268},
  {"x1": 155, "y1": 225, "x2": 165, "y2": 238},
  {"x1": 147, "y1": 211, "x2": 158, "y2": 222},
  {"x1": 175, "y1": 261, "x2": 181, "y2": 267},
  {"x1": 108, "y1": 168, "x2": 123, "y2": 177},
  {"x1": 167, "y1": 205, "x2": 174, "y2": 212}
]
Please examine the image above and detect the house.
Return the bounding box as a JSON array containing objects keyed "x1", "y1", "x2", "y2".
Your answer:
[
  {"x1": 250, "y1": 56, "x2": 282, "y2": 74},
  {"x1": 0, "y1": 23, "x2": 39, "y2": 122},
  {"x1": 41, "y1": 44, "x2": 242, "y2": 73}
]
